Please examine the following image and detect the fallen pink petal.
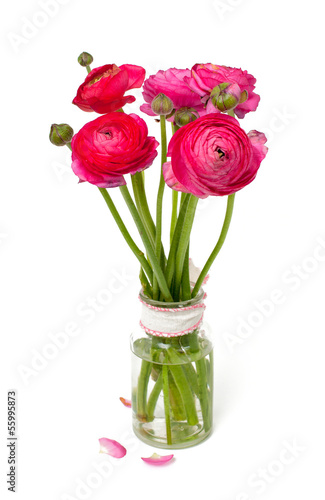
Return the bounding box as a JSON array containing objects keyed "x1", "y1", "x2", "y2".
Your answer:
[
  {"x1": 141, "y1": 453, "x2": 174, "y2": 465},
  {"x1": 99, "y1": 438, "x2": 127, "y2": 458},
  {"x1": 119, "y1": 397, "x2": 132, "y2": 408}
]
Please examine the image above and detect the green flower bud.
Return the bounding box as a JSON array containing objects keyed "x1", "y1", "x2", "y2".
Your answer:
[
  {"x1": 210, "y1": 82, "x2": 241, "y2": 112},
  {"x1": 49, "y1": 123, "x2": 74, "y2": 147},
  {"x1": 151, "y1": 93, "x2": 174, "y2": 116},
  {"x1": 78, "y1": 52, "x2": 93, "y2": 67},
  {"x1": 239, "y1": 89, "x2": 248, "y2": 104},
  {"x1": 174, "y1": 107, "x2": 200, "y2": 127}
]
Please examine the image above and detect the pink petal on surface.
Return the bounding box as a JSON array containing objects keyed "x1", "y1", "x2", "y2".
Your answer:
[
  {"x1": 119, "y1": 397, "x2": 132, "y2": 408},
  {"x1": 99, "y1": 438, "x2": 126, "y2": 458},
  {"x1": 141, "y1": 453, "x2": 174, "y2": 465}
]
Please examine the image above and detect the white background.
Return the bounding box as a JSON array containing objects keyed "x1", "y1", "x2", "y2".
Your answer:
[{"x1": 1, "y1": 0, "x2": 324, "y2": 499}]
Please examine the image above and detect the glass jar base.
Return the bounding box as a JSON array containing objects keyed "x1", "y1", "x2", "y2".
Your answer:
[{"x1": 132, "y1": 419, "x2": 212, "y2": 449}]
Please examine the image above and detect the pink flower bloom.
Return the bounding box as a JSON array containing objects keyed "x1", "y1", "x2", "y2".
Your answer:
[
  {"x1": 141, "y1": 453, "x2": 174, "y2": 465},
  {"x1": 185, "y1": 63, "x2": 260, "y2": 118},
  {"x1": 71, "y1": 112, "x2": 159, "y2": 188},
  {"x1": 99, "y1": 438, "x2": 126, "y2": 458},
  {"x1": 140, "y1": 68, "x2": 205, "y2": 119},
  {"x1": 163, "y1": 113, "x2": 267, "y2": 198},
  {"x1": 119, "y1": 397, "x2": 131, "y2": 408},
  {"x1": 73, "y1": 64, "x2": 145, "y2": 114}
]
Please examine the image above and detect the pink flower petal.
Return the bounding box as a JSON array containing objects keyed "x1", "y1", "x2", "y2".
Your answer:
[
  {"x1": 141, "y1": 453, "x2": 174, "y2": 465},
  {"x1": 119, "y1": 64, "x2": 146, "y2": 90},
  {"x1": 119, "y1": 397, "x2": 132, "y2": 408},
  {"x1": 99, "y1": 438, "x2": 126, "y2": 458},
  {"x1": 189, "y1": 258, "x2": 210, "y2": 285},
  {"x1": 163, "y1": 161, "x2": 192, "y2": 194}
]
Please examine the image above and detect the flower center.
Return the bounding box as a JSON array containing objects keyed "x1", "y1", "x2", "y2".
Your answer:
[
  {"x1": 88, "y1": 65, "x2": 120, "y2": 86},
  {"x1": 215, "y1": 147, "x2": 225, "y2": 159},
  {"x1": 101, "y1": 130, "x2": 112, "y2": 138}
]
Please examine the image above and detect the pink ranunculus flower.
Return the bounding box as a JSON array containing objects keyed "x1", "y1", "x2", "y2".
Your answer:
[
  {"x1": 185, "y1": 63, "x2": 260, "y2": 118},
  {"x1": 140, "y1": 68, "x2": 205, "y2": 119},
  {"x1": 71, "y1": 112, "x2": 159, "y2": 188},
  {"x1": 163, "y1": 113, "x2": 267, "y2": 198},
  {"x1": 72, "y1": 64, "x2": 145, "y2": 114}
]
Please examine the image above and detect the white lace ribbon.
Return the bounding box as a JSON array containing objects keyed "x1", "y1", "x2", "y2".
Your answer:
[{"x1": 139, "y1": 296, "x2": 206, "y2": 337}]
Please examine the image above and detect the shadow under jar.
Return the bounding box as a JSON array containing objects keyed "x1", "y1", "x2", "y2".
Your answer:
[{"x1": 130, "y1": 288, "x2": 213, "y2": 449}]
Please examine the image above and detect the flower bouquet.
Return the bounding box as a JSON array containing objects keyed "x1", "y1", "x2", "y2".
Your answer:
[{"x1": 50, "y1": 53, "x2": 268, "y2": 449}]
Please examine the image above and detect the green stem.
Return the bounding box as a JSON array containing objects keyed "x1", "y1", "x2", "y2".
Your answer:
[
  {"x1": 139, "y1": 267, "x2": 153, "y2": 299},
  {"x1": 131, "y1": 171, "x2": 167, "y2": 279},
  {"x1": 187, "y1": 333, "x2": 211, "y2": 432},
  {"x1": 147, "y1": 370, "x2": 163, "y2": 422},
  {"x1": 98, "y1": 188, "x2": 153, "y2": 285},
  {"x1": 86, "y1": 65, "x2": 91, "y2": 74},
  {"x1": 119, "y1": 185, "x2": 173, "y2": 302},
  {"x1": 136, "y1": 360, "x2": 152, "y2": 422},
  {"x1": 182, "y1": 363, "x2": 199, "y2": 397},
  {"x1": 162, "y1": 364, "x2": 172, "y2": 444},
  {"x1": 153, "y1": 115, "x2": 167, "y2": 300},
  {"x1": 169, "y1": 122, "x2": 179, "y2": 246},
  {"x1": 131, "y1": 172, "x2": 156, "y2": 248},
  {"x1": 174, "y1": 195, "x2": 199, "y2": 301},
  {"x1": 167, "y1": 349, "x2": 199, "y2": 426},
  {"x1": 207, "y1": 350, "x2": 214, "y2": 400},
  {"x1": 168, "y1": 371, "x2": 186, "y2": 421},
  {"x1": 165, "y1": 193, "x2": 191, "y2": 288},
  {"x1": 181, "y1": 244, "x2": 191, "y2": 301},
  {"x1": 171, "y1": 122, "x2": 180, "y2": 136},
  {"x1": 196, "y1": 358, "x2": 210, "y2": 431},
  {"x1": 192, "y1": 193, "x2": 235, "y2": 298},
  {"x1": 170, "y1": 190, "x2": 179, "y2": 245}
]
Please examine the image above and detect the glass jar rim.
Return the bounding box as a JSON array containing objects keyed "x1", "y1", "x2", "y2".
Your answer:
[{"x1": 139, "y1": 286, "x2": 205, "y2": 309}]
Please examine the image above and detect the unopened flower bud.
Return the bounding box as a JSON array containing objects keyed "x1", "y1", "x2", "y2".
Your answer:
[
  {"x1": 239, "y1": 89, "x2": 248, "y2": 104},
  {"x1": 49, "y1": 123, "x2": 74, "y2": 147},
  {"x1": 78, "y1": 52, "x2": 93, "y2": 67},
  {"x1": 174, "y1": 107, "x2": 200, "y2": 127},
  {"x1": 210, "y1": 82, "x2": 241, "y2": 112},
  {"x1": 151, "y1": 93, "x2": 174, "y2": 116}
]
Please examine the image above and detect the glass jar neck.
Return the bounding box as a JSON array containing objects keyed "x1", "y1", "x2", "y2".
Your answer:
[{"x1": 139, "y1": 288, "x2": 205, "y2": 310}]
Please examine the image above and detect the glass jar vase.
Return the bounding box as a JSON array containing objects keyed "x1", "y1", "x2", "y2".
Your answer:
[{"x1": 130, "y1": 288, "x2": 213, "y2": 449}]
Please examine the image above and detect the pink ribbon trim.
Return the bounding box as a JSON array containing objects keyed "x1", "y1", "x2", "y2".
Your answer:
[{"x1": 139, "y1": 318, "x2": 204, "y2": 337}]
